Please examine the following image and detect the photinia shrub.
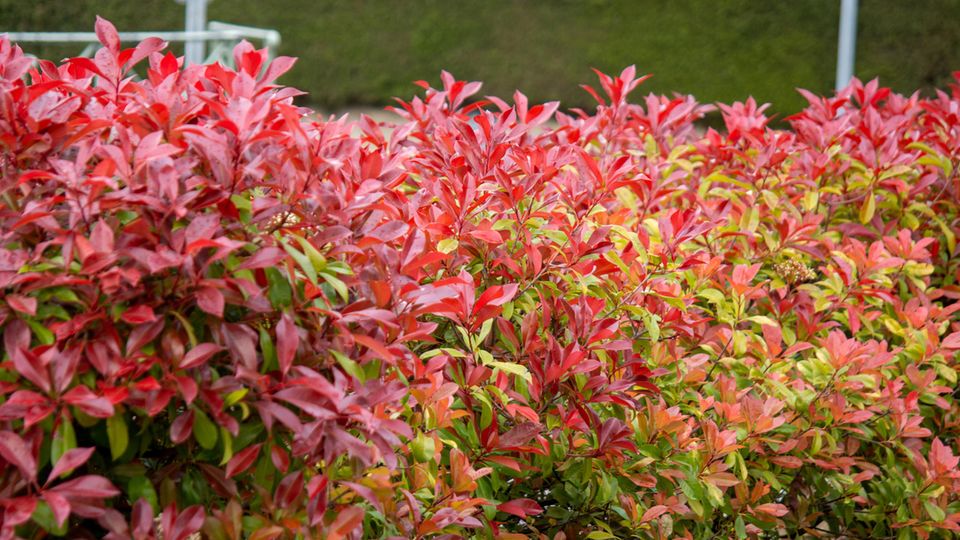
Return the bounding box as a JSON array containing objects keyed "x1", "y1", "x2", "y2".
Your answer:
[{"x1": 1, "y1": 17, "x2": 960, "y2": 540}]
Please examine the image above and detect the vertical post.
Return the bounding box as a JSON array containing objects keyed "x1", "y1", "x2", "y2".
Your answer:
[
  {"x1": 835, "y1": 0, "x2": 858, "y2": 92},
  {"x1": 184, "y1": 0, "x2": 208, "y2": 65}
]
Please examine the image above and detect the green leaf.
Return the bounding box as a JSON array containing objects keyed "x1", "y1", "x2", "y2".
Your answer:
[
  {"x1": 698, "y1": 288, "x2": 726, "y2": 305},
  {"x1": 50, "y1": 418, "x2": 77, "y2": 474},
  {"x1": 107, "y1": 414, "x2": 129, "y2": 461},
  {"x1": 604, "y1": 250, "x2": 631, "y2": 275},
  {"x1": 293, "y1": 235, "x2": 327, "y2": 271},
  {"x1": 193, "y1": 408, "x2": 218, "y2": 450},
  {"x1": 859, "y1": 193, "x2": 876, "y2": 224},
  {"x1": 705, "y1": 172, "x2": 754, "y2": 191},
  {"x1": 321, "y1": 272, "x2": 349, "y2": 303},
  {"x1": 639, "y1": 308, "x2": 660, "y2": 342},
  {"x1": 437, "y1": 237, "x2": 459, "y2": 254},
  {"x1": 487, "y1": 360, "x2": 532, "y2": 383},
  {"x1": 128, "y1": 476, "x2": 159, "y2": 513},
  {"x1": 224, "y1": 388, "x2": 249, "y2": 407},
  {"x1": 735, "y1": 516, "x2": 746, "y2": 539},
  {"x1": 280, "y1": 238, "x2": 317, "y2": 284},
  {"x1": 26, "y1": 320, "x2": 55, "y2": 345},
  {"x1": 477, "y1": 318, "x2": 494, "y2": 345},
  {"x1": 32, "y1": 501, "x2": 69, "y2": 535},
  {"x1": 259, "y1": 326, "x2": 277, "y2": 372},
  {"x1": 924, "y1": 500, "x2": 946, "y2": 522},
  {"x1": 331, "y1": 349, "x2": 365, "y2": 380},
  {"x1": 265, "y1": 267, "x2": 293, "y2": 308},
  {"x1": 410, "y1": 432, "x2": 436, "y2": 463},
  {"x1": 219, "y1": 427, "x2": 233, "y2": 465}
]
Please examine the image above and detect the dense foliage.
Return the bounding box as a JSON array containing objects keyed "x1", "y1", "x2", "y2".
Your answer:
[
  {"x1": 2, "y1": 19, "x2": 960, "y2": 540},
  {"x1": 4, "y1": 0, "x2": 960, "y2": 115}
]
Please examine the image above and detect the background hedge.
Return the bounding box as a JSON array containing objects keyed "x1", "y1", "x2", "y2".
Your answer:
[{"x1": 3, "y1": 0, "x2": 960, "y2": 118}]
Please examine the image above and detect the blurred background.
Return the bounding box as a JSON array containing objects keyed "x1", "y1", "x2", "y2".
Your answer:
[{"x1": 3, "y1": 0, "x2": 959, "y2": 121}]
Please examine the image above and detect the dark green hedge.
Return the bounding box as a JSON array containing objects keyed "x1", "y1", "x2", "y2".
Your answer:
[{"x1": 3, "y1": 0, "x2": 959, "y2": 116}]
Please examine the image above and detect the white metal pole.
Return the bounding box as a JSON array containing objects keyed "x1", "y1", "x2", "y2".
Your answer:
[
  {"x1": 183, "y1": 0, "x2": 208, "y2": 65},
  {"x1": 835, "y1": 0, "x2": 858, "y2": 92}
]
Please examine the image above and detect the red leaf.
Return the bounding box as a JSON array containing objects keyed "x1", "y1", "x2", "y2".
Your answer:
[
  {"x1": 931, "y1": 438, "x2": 960, "y2": 475},
  {"x1": 237, "y1": 247, "x2": 287, "y2": 270},
  {"x1": 62, "y1": 386, "x2": 114, "y2": 418},
  {"x1": 352, "y1": 333, "x2": 396, "y2": 363},
  {"x1": 473, "y1": 283, "x2": 519, "y2": 316},
  {"x1": 941, "y1": 331, "x2": 960, "y2": 350},
  {"x1": 6, "y1": 294, "x2": 36, "y2": 315},
  {"x1": 641, "y1": 504, "x2": 669, "y2": 523},
  {"x1": 225, "y1": 443, "x2": 262, "y2": 478},
  {"x1": 484, "y1": 455, "x2": 522, "y2": 472},
  {"x1": 167, "y1": 504, "x2": 206, "y2": 540},
  {"x1": 275, "y1": 470, "x2": 303, "y2": 509},
  {"x1": 179, "y1": 342, "x2": 224, "y2": 370},
  {"x1": 327, "y1": 505, "x2": 364, "y2": 540},
  {"x1": 46, "y1": 447, "x2": 95, "y2": 486},
  {"x1": 0, "y1": 430, "x2": 37, "y2": 482},
  {"x1": 703, "y1": 472, "x2": 741, "y2": 487},
  {"x1": 1, "y1": 497, "x2": 37, "y2": 527},
  {"x1": 754, "y1": 503, "x2": 789, "y2": 517},
  {"x1": 270, "y1": 445, "x2": 290, "y2": 473},
  {"x1": 497, "y1": 498, "x2": 543, "y2": 518},
  {"x1": 196, "y1": 286, "x2": 225, "y2": 317},
  {"x1": 125, "y1": 36, "x2": 166, "y2": 69},
  {"x1": 466, "y1": 229, "x2": 503, "y2": 243},
  {"x1": 49, "y1": 474, "x2": 119, "y2": 499},
  {"x1": 276, "y1": 312, "x2": 298, "y2": 375},
  {"x1": 0, "y1": 390, "x2": 52, "y2": 425},
  {"x1": 358, "y1": 220, "x2": 409, "y2": 248},
  {"x1": 499, "y1": 422, "x2": 542, "y2": 449},
  {"x1": 95, "y1": 16, "x2": 120, "y2": 52},
  {"x1": 42, "y1": 491, "x2": 71, "y2": 527},
  {"x1": 121, "y1": 305, "x2": 157, "y2": 325},
  {"x1": 769, "y1": 455, "x2": 804, "y2": 469},
  {"x1": 10, "y1": 346, "x2": 51, "y2": 394},
  {"x1": 126, "y1": 319, "x2": 164, "y2": 355},
  {"x1": 170, "y1": 409, "x2": 194, "y2": 444}
]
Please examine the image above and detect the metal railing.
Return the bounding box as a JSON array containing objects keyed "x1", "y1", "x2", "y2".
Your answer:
[{"x1": 3, "y1": 22, "x2": 281, "y2": 66}]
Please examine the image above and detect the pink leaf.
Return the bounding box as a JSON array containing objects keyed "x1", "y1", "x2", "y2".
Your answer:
[
  {"x1": 276, "y1": 312, "x2": 298, "y2": 375},
  {"x1": 225, "y1": 443, "x2": 262, "y2": 478},
  {"x1": 497, "y1": 498, "x2": 543, "y2": 518},
  {"x1": 95, "y1": 16, "x2": 121, "y2": 52},
  {"x1": 46, "y1": 447, "x2": 95, "y2": 486},
  {"x1": 126, "y1": 36, "x2": 166, "y2": 68},
  {"x1": 941, "y1": 332, "x2": 960, "y2": 350},
  {"x1": 170, "y1": 410, "x2": 194, "y2": 444},
  {"x1": 50, "y1": 475, "x2": 120, "y2": 499},
  {"x1": 196, "y1": 286, "x2": 225, "y2": 317},
  {"x1": 0, "y1": 430, "x2": 37, "y2": 482},
  {"x1": 472, "y1": 283, "x2": 518, "y2": 316},
  {"x1": 6, "y1": 294, "x2": 36, "y2": 315},
  {"x1": 121, "y1": 305, "x2": 157, "y2": 325},
  {"x1": 126, "y1": 319, "x2": 164, "y2": 356},
  {"x1": 641, "y1": 504, "x2": 669, "y2": 523},
  {"x1": 62, "y1": 386, "x2": 114, "y2": 418},
  {"x1": 179, "y1": 343, "x2": 223, "y2": 370},
  {"x1": 169, "y1": 505, "x2": 206, "y2": 540},
  {"x1": 754, "y1": 503, "x2": 789, "y2": 517},
  {"x1": 42, "y1": 491, "x2": 71, "y2": 527},
  {"x1": 237, "y1": 247, "x2": 287, "y2": 270},
  {"x1": 1, "y1": 497, "x2": 37, "y2": 527}
]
